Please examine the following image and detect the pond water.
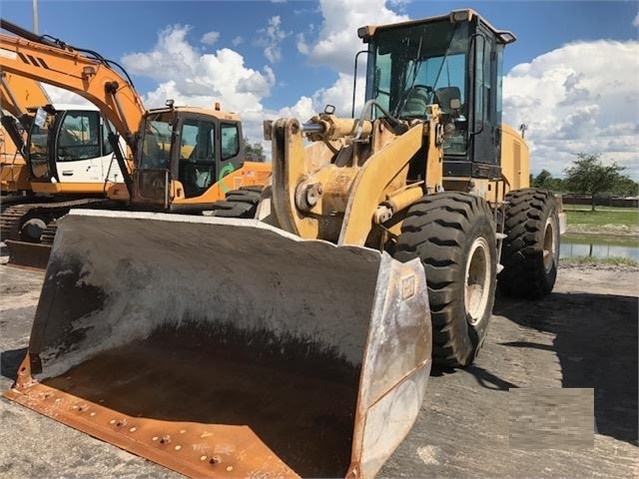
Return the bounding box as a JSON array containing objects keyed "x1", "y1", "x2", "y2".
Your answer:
[{"x1": 560, "y1": 234, "x2": 639, "y2": 261}]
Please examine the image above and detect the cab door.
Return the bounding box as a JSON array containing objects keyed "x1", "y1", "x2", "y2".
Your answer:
[
  {"x1": 470, "y1": 26, "x2": 500, "y2": 177},
  {"x1": 53, "y1": 110, "x2": 103, "y2": 183},
  {"x1": 177, "y1": 116, "x2": 217, "y2": 198},
  {"x1": 98, "y1": 119, "x2": 125, "y2": 183}
]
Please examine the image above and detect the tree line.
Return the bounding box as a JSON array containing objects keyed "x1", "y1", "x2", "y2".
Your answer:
[{"x1": 531, "y1": 153, "x2": 638, "y2": 210}]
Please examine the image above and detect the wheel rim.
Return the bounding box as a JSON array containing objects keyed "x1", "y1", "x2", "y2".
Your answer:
[
  {"x1": 542, "y1": 217, "x2": 557, "y2": 273},
  {"x1": 465, "y1": 236, "x2": 491, "y2": 326},
  {"x1": 20, "y1": 218, "x2": 47, "y2": 243}
]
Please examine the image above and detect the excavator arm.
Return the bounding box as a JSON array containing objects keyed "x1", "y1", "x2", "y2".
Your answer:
[
  {"x1": 0, "y1": 71, "x2": 50, "y2": 118},
  {"x1": 0, "y1": 18, "x2": 144, "y2": 147}
]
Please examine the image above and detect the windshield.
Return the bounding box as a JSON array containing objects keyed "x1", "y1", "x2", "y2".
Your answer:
[
  {"x1": 28, "y1": 110, "x2": 56, "y2": 179},
  {"x1": 370, "y1": 20, "x2": 470, "y2": 154},
  {"x1": 139, "y1": 112, "x2": 173, "y2": 169}
]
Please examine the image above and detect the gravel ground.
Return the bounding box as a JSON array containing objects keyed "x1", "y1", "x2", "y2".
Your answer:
[{"x1": 0, "y1": 263, "x2": 637, "y2": 479}]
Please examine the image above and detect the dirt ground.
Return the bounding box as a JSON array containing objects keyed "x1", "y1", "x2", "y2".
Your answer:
[{"x1": 0, "y1": 262, "x2": 637, "y2": 478}]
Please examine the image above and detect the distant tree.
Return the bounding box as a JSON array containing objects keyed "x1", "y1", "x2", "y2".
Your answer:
[
  {"x1": 533, "y1": 169, "x2": 553, "y2": 188},
  {"x1": 243, "y1": 137, "x2": 264, "y2": 162},
  {"x1": 613, "y1": 175, "x2": 639, "y2": 197},
  {"x1": 550, "y1": 177, "x2": 566, "y2": 192},
  {"x1": 564, "y1": 153, "x2": 624, "y2": 210},
  {"x1": 531, "y1": 170, "x2": 566, "y2": 192}
]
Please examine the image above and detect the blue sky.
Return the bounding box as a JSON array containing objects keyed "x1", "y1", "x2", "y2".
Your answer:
[{"x1": 2, "y1": 0, "x2": 638, "y2": 177}]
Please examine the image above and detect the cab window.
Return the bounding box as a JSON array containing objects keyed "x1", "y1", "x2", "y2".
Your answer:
[
  {"x1": 180, "y1": 119, "x2": 215, "y2": 163},
  {"x1": 221, "y1": 123, "x2": 239, "y2": 160},
  {"x1": 57, "y1": 111, "x2": 101, "y2": 161},
  {"x1": 102, "y1": 120, "x2": 115, "y2": 155},
  {"x1": 179, "y1": 118, "x2": 216, "y2": 198}
]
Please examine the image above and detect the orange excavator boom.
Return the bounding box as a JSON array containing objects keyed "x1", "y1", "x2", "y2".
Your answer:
[{"x1": 0, "y1": 18, "x2": 144, "y2": 147}]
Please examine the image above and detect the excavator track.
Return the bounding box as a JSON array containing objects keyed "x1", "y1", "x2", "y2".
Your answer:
[{"x1": 1, "y1": 198, "x2": 107, "y2": 269}]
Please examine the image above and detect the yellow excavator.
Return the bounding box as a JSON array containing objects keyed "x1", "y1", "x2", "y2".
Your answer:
[
  {"x1": 0, "y1": 71, "x2": 50, "y2": 193},
  {"x1": 5, "y1": 10, "x2": 565, "y2": 479},
  {"x1": 0, "y1": 19, "x2": 270, "y2": 266}
]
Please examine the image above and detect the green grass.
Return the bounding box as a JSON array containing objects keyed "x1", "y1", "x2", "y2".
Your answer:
[
  {"x1": 562, "y1": 255, "x2": 639, "y2": 267},
  {"x1": 565, "y1": 207, "x2": 639, "y2": 231},
  {"x1": 565, "y1": 205, "x2": 637, "y2": 212}
]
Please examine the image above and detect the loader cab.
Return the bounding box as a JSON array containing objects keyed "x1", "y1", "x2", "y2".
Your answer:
[
  {"x1": 362, "y1": 9, "x2": 516, "y2": 179},
  {"x1": 26, "y1": 104, "x2": 124, "y2": 192},
  {"x1": 134, "y1": 106, "x2": 244, "y2": 210}
]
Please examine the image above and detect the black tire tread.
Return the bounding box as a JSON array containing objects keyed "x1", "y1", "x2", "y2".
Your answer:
[
  {"x1": 394, "y1": 192, "x2": 496, "y2": 367},
  {"x1": 498, "y1": 188, "x2": 558, "y2": 299},
  {"x1": 209, "y1": 186, "x2": 263, "y2": 218}
]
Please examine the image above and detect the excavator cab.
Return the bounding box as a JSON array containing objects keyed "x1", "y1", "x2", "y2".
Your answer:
[
  {"x1": 361, "y1": 9, "x2": 516, "y2": 179},
  {"x1": 24, "y1": 103, "x2": 125, "y2": 193},
  {"x1": 131, "y1": 105, "x2": 251, "y2": 212}
]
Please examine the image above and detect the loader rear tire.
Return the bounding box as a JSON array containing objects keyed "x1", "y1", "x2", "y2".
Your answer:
[
  {"x1": 394, "y1": 192, "x2": 497, "y2": 367},
  {"x1": 208, "y1": 186, "x2": 263, "y2": 218},
  {"x1": 498, "y1": 188, "x2": 559, "y2": 299}
]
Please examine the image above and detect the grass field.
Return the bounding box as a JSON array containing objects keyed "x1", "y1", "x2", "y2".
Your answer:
[
  {"x1": 564, "y1": 206, "x2": 639, "y2": 233},
  {"x1": 561, "y1": 255, "x2": 639, "y2": 267}
]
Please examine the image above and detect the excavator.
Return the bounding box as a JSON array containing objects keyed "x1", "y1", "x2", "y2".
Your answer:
[
  {"x1": 4, "y1": 10, "x2": 565, "y2": 479},
  {"x1": 0, "y1": 19, "x2": 270, "y2": 266},
  {"x1": 0, "y1": 71, "x2": 50, "y2": 193},
  {"x1": 0, "y1": 73, "x2": 118, "y2": 267}
]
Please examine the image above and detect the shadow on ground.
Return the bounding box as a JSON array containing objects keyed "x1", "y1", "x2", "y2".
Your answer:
[
  {"x1": 432, "y1": 363, "x2": 519, "y2": 391},
  {"x1": 494, "y1": 291, "x2": 638, "y2": 446},
  {"x1": 1, "y1": 348, "x2": 27, "y2": 382}
]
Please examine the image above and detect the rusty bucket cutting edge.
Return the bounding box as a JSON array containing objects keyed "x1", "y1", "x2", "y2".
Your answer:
[{"x1": 4, "y1": 209, "x2": 433, "y2": 479}]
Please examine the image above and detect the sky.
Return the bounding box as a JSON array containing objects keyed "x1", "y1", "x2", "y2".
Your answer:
[{"x1": 1, "y1": 0, "x2": 638, "y2": 179}]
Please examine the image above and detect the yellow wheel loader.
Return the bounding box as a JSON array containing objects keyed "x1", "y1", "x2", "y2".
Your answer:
[{"x1": 5, "y1": 9, "x2": 565, "y2": 479}]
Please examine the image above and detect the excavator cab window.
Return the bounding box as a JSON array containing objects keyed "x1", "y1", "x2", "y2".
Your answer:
[
  {"x1": 102, "y1": 120, "x2": 114, "y2": 156},
  {"x1": 139, "y1": 112, "x2": 173, "y2": 170},
  {"x1": 56, "y1": 111, "x2": 101, "y2": 161},
  {"x1": 178, "y1": 118, "x2": 216, "y2": 198},
  {"x1": 221, "y1": 123, "x2": 240, "y2": 160},
  {"x1": 27, "y1": 110, "x2": 54, "y2": 180}
]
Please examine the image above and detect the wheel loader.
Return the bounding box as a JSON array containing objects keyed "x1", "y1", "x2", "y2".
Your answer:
[{"x1": 4, "y1": 9, "x2": 565, "y2": 479}]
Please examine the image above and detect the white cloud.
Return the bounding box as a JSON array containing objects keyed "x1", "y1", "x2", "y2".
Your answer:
[
  {"x1": 276, "y1": 96, "x2": 316, "y2": 120},
  {"x1": 231, "y1": 36, "x2": 244, "y2": 47},
  {"x1": 200, "y1": 31, "x2": 220, "y2": 46},
  {"x1": 277, "y1": 0, "x2": 405, "y2": 133},
  {"x1": 503, "y1": 40, "x2": 639, "y2": 179},
  {"x1": 120, "y1": 25, "x2": 277, "y2": 149},
  {"x1": 633, "y1": 12, "x2": 639, "y2": 27},
  {"x1": 257, "y1": 16, "x2": 289, "y2": 64},
  {"x1": 42, "y1": 85, "x2": 92, "y2": 107},
  {"x1": 299, "y1": 0, "x2": 408, "y2": 74},
  {"x1": 122, "y1": 25, "x2": 275, "y2": 114},
  {"x1": 283, "y1": 0, "x2": 406, "y2": 127},
  {"x1": 312, "y1": 72, "x2": 365, "y2": 116},
  {"x1": 296, "y1": 33, "x2": 310, "y2": 55}
]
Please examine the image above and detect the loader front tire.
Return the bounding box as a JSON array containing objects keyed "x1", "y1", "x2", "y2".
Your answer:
[
  {"x1": 394, "y1": 192, "x2": 497, "y2": 367},
  {"x1": 208, "y1": 186, "x2": 263, "y2": 218},
  {"x1": 498, "y1": 188, "x2": 559, "y2": 299}
]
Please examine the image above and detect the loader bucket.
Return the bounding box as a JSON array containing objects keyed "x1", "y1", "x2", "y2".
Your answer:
[{"x1": 4, "y1": 209, "x2": 432, "y2": 479}]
